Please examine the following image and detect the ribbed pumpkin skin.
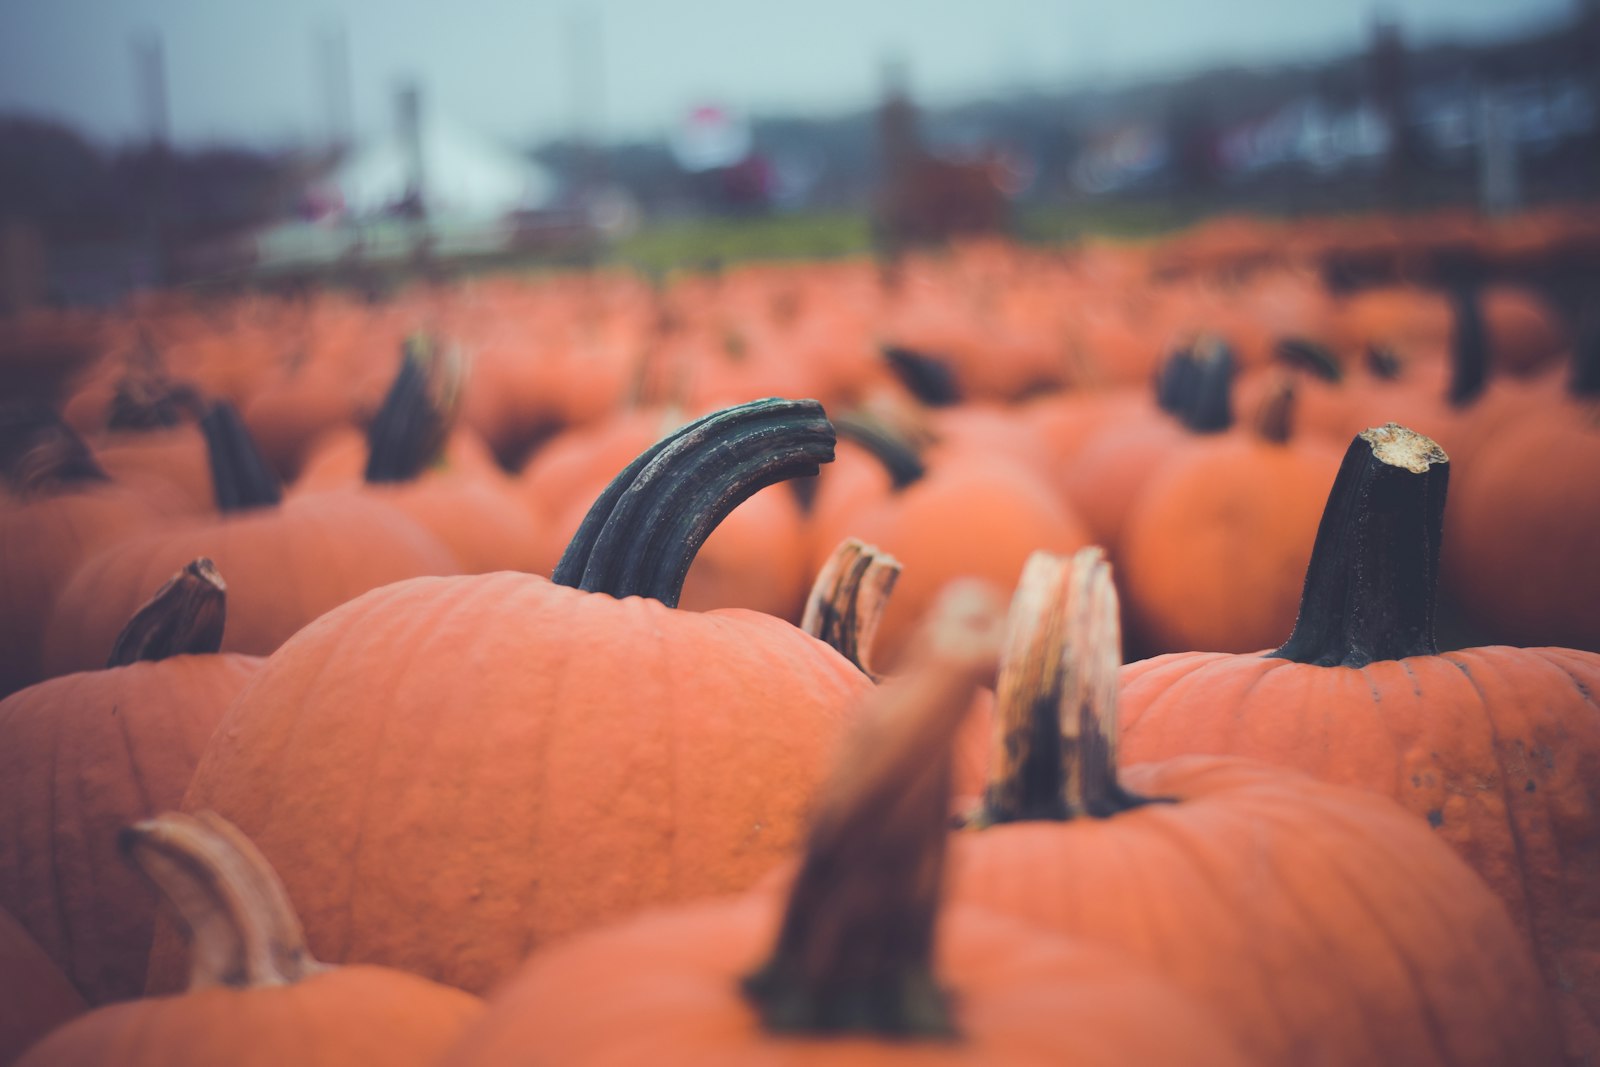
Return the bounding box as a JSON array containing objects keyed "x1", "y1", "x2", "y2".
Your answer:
[
  {"x1": 17, "y1": 966, "x2": 483, "y2": 1067},
  {"x1": 439, "y1": 897, "x2": 1253, "y2": 1067},
  {"x1": 1, "y1": 904, "x2": 85, "y2": 1066},
  {"x1": 0, "y1": 487, "x2": 163, "y2": 698},
  {"x1": 0, "y1": 654, "x2": 262, "y2": 1005},
  {"x1": 1118, "y1": 650, "x2": 1600, "y2": 1065},
  {"x1": 156, "y1": 573, "x2": 873, "y2": 995},
  {"x1": 1121, "y1": 436, "x2": 1341, "y2": 655},
  {"x1": 40, "y1": 492, "x2": 460, "y2": 676},
  {"x1": 950, "y1": 755, "x2": 1563, "y2": 1067}
]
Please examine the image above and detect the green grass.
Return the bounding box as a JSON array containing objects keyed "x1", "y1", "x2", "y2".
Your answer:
[{"x1": 606, "y1": 212, "x2": 875, "y2": 274}]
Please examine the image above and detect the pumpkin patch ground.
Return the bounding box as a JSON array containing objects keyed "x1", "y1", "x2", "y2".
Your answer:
[{"x1": 2, "y1": 211, "x2": 1598, "y2": 1065}]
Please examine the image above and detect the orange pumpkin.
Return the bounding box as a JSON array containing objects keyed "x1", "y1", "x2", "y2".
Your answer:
[
  {"x1": 1118, "y1": 425, "x2": 1600, "y2": 1063},
  {"x1": 18, "y1": 812, "x2": 482, "y2": 1067},
  {"x1": 951, "y1": 547, "x2": 1562, "y2": 1067},
  {"x1": 439, "y1": 583, "x2": 1253, "y2": 1067},
  {"x1": 150, "y1": 399, "x2": 870, "y2": 995}
]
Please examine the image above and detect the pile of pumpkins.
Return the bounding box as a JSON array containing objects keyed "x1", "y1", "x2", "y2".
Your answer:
[{"x1": 1, "y1": 209, "x2": 1597, "y2": 1065}]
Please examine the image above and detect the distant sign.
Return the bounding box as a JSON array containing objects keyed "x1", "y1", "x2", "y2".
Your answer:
[{"x1": 670, "y1": 104, "x2": 752, "y2": 172}]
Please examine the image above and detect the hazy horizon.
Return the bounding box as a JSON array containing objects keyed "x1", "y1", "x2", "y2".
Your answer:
[{"x1": 0, "y1": 0, "x2": 1578, "y2": 151}]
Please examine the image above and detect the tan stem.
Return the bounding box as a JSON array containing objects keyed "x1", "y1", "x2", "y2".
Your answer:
[
  {"x1": 106, "y1": 558, "x2": 227, "y2": 667},
  {"x1": 801, "y1": 539, "x2": 902, "y2": 680},
  {"x1": 121, "y1": 811, "x2": 327, "y2": 991},
  {"x1": 1252, "y1": 373, "x2": 1296, "y2": 445},
  {"x1": 977, "y1": 547, "x2": 1151, "y2": 825},
  {"x1": 743, "y1": 581, "x2": 1005, "y2": 1037}
]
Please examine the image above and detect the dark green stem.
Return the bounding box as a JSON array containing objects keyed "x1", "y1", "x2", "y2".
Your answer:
[
  {"x1": 107, "y1": 558, "x2": 226, "y2": 667},
  {"x1": 833, "y1": 413, "x2": 926, "y2": 490},
  {"x1": 552, "y1": 398, "x2": 835, "y2": 606},
  {"x1": 364, "y1": 336, "x2": 458, "y2": 484},
  {"x1": 1156, "y1": 339, "x2": 1234, "y2": 433},
  {"x1": 1269, "y1": 424, "x2": 1448, "y2": 668},
  {"x1": 1274, "y1": 337, "x2": 1343, "y2": 382},
  {"x1": 1447, "y1": 284, "x2": 1489, "y2": 407},
  {"x1": 881, "y1": 344, "x2": 961, "y2": 407},
  {"x1": 200, "y1": 401, "x2": 282, "y2": 513},
  {"x1": 0, "y1": 403, "x2": 107, "y2": 495}
]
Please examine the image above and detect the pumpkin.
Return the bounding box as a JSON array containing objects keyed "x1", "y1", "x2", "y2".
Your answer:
[
  {"x1": 1117, "y1": 424, "x2": 1600, "y2": 1063},
  {"x1": 18, "y1": 812, "x2": 482, "y2": 1067},
  {"x1": 439, "y1": 582, "x2": 1253, "y2": 1067},
  {"x1": 0, "y1": 904, "x2": 84, "y2": 1066},
  {"x1": 1120, "y1": 377, "x2": 1344, "y2": 654},
  {"x1": 40, "y1": 401, "x2": 460, "y2": 675},
  {"x1": 950, "y1": 546, "x2": 1562, "y2": 1066},
  {"x1": 0, "y1": 406, "x2": 167, "y2": 696},
  {"x1": 0, "y1": 560, "x2": 262, "y2": 1004},
  {"x1": 149, "y1": 399, "x2": 872, "y2": 995}
]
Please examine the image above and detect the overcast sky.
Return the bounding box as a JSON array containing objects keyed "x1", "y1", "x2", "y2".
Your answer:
[{"x1": 0, "y1": 0, "x2": 1577, "y2": 149}]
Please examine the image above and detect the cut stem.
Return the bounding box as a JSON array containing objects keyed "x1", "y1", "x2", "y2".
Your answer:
[
  {"x1": 976, "y1": 548, "x2": 1154, "y2": 826},
  {"x1": 107, "y1": 558, "x2": 227, "y2": 667},
  {"x1": 200, "y1": 401, "x2": 282, "y2": 513},
  {"x1": 881, "y1": 344, "x2": 962, "y2": 407},
  {"x1": 552, "y1": 398, "x2": 835, "y2": 607},
  {"x1": 801, "y1": 539, "x2": 902, "y2": 680},
  {"x1": 1252, "y1": 374, "x2": 1295, "y2": 445},
  {"x1": 120, "y1": 811, "x2": 327, "y2": 991},
  {"x1": 743, "y1": 581, "x2": 1005, "y2": 1038},
  {"x1": 1270, "y1": 423, "x2": 1448, "y2": 668}
]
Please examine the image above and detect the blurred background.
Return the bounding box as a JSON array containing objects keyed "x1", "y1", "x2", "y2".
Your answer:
[{"x1": 1, "y1": 0, "x2": 1596, "y2": 304}]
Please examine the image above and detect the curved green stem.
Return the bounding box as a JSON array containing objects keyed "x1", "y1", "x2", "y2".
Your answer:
[{"x1": 552, "y1": 398, "x2": 836, "y2": 606}]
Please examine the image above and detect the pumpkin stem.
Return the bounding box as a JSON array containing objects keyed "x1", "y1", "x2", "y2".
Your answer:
[
  {"x1": 1447, "y1": 284, "x2": 1489, "y2": 407},
  {"x1": 802, "y1": 538, "x2": 902, "y2": 680},
  {"x1": 1252, "y1": 374, "x2": 1296, "y2": 445},
  {"x1": 1366, "y1": 343, "x2": 1404, "y2": 381},
  {"x1": 1269, "y1": 423, "x2": 1448, "y2": 668},
  {"x1": 1572, "y1": 319, "x2": 1600, "y2": 399},
  {"x1": 0, "y1": 403, "x2": 108, "y2": 496},
  {"x1": 833, "y1": 411, "x2": 927, "y2": 490},
  {"x1": 200, "y1": 400, "x2": 282, "y2": 513},
  {"x1": 552, "y1": 398, "x2": 836, "y2": 606},
  {"x1": 1274, "y1": 337, "x2": 1342, "y2": 382},
  {"x1": 975, "y1": 548, "x2": 1156, "y2": 825},
  {"x1": 363, "y1": 334, "x2": 464, "y2": 484},
  {"x1": 106, "y1": 558, "x2": 227, "y2": 667},
  {"x1": 881, "y1": 344, "x2": 962, "y2": 407},
  {"x1": 743, "y1": 581, "x2": 1006, "y2": 1038},
  {"x1": 120, "y1": 811, "x2": 328, "y2": 991},
  {"x1": 107, "y1": 373, "x2": 205, "y2": 430},
  {"x1": 1156, "y1": 338, "x2": 1234, "y2": 433}
]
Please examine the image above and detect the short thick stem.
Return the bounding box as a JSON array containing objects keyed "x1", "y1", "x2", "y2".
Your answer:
[
  {"x1": 0, "y1": 404, "x2": 107, "y2": 496},
  {"x1": 802, "y1": 539, "x2": 902, "y2": 680},
  {"x1": 1252, "y1": 375, "x2": 1295, "y2": 445},
  {"x1": 976, "y1": 548, "x2": 1154, "y2": 825},
  {"x1": 1447, "y1": 284, "x2": 1489, "y2": 407},
  {"x1": 552, "y1": 398, "x2": 836, "y2": 606},
  {"x1": 1270, "y1": 423, "x2": 1448, "y2": 668},
  {"x1": 121, "y1": 811, "x2": 326, "y2": 991},
  {"x1": 743, "y1": 582, "x2": 1005, "y2": 1038},
  {"x1": 107, "y1": 558, "x2": 227, "y2": 667},
  {"x1": 364, "y1": 335, "x2": 463, "y2": 484},
  {"x1": 200, "y1": 401, "x2": 282, "y2": 512},
  {"x1": 1156, "y1": 339, "x2": 1234, "y2": 433}
]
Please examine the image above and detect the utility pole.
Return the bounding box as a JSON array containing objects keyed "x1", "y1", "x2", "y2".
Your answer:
[
  {"x1": 318, "y1": 23, "x2": 354, "y2": 153},
  {"x1": 132, "y1": 29, "x2": 172, "y2": 285}
]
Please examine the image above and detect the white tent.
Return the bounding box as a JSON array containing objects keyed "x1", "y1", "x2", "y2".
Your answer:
[{"x1": 329, "y1": 117, "x2": 558, "y2": 221}]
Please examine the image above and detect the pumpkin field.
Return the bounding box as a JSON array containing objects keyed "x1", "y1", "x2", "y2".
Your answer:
[{"x1": 2, "y1": 208, "x2": 1598, "y2": 1065}]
